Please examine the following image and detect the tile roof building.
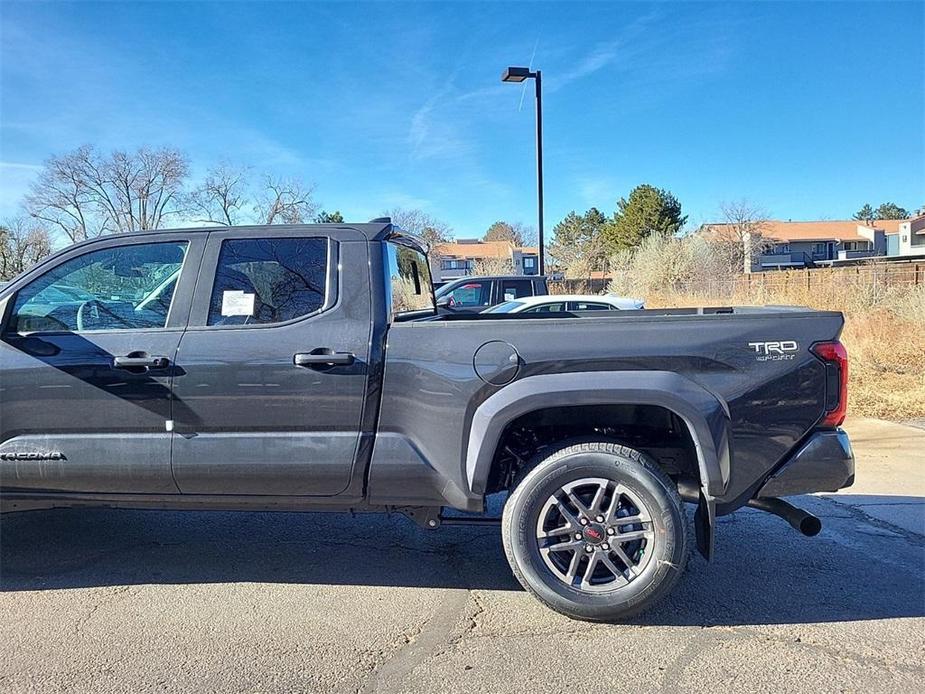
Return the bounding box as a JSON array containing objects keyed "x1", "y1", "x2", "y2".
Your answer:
[
  {"x1": 433, "y1": 239, "x2": 539, "y2": 282},
  {"x1": 701, "y1": 216, "x2": 925, "y2": 270}
]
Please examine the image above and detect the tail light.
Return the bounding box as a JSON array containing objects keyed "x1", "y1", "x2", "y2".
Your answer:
[{"x1": 811, "y1": 341, "x2": 848, "y2": 428}]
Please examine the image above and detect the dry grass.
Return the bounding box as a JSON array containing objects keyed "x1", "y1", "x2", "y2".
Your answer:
[
  {"x1": 644, "y1": 282, "x2": 925, "y2": 420},
  {"x1": 600, "y1": 233, "x2": 923, "y2": 420}
]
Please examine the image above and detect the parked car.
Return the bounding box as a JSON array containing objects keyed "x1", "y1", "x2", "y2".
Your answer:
[
  {"x1": 0, "y1": 220, "x2": 854, "y2": 621},
  {"x1": 485, "y1": 294, "x2": 645, "y2": 314},
  {"x1": 434, "y1": 274, "x2": 548, "y2": 313}
]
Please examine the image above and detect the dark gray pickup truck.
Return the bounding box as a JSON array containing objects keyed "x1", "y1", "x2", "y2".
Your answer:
[{"x1": 0, "y1": 220, "x2": 854, "y2": 620}]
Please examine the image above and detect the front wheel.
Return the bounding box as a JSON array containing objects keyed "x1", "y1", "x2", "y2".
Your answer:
[{"x1": 501, "y1": 441, "x2": 690, "y2": 621}]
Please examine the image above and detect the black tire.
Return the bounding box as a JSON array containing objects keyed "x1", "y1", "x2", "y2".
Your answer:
[{"x1": 501, "y1": 440, "x2": 690, "y2": 622}]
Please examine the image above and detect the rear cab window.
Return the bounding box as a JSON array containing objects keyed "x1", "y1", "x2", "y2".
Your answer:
[{"x1": 386, "y1": 241, "x2": 435, "y2": 319}]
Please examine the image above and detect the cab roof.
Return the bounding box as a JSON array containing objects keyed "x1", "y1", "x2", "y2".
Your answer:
[
  {"x1": 112, "y1": 221, "x2": 397, "y2": 242},
  {"x1": 47, "y1": 219, "x2": 429, "y2": 254}
]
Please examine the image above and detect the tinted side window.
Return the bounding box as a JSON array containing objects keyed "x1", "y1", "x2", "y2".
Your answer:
[
  {"x1": 501, "y1": 280, "x2": 533, "y2": 301},
  {"x1": 9, "y1": 241, "x2": 187, "y2": 333},
  {"x1": 523, "y1": 302, "x2": 566, "y2": 313},
  {"x1": 446, "y1": 282, "x2": 490, "y2": 307},
  {"x1": 207, "y1": 237, "x2": 327, "y2": 326},
  {"x1": 568, "y1": 301, "x2": 610, "y2": 311}
]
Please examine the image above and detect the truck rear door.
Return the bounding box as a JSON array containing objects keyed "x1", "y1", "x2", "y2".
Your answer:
[{"x1": 169, "y1": 228, "x2": 372, "y2": 496}]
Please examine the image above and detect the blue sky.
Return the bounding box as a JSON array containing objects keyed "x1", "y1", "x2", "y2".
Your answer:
[{"x1": 1, "y1": 1, "x2": 923, "y2": 239}]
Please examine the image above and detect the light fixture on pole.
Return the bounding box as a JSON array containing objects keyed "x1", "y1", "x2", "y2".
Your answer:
[{"x1": 501, "y1": 65, "x2": 545, "y2": 276}]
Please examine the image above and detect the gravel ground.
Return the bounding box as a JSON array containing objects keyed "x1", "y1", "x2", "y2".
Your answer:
[{"x1": 1, "y1": 418, "x2": 922, "y2": 693}]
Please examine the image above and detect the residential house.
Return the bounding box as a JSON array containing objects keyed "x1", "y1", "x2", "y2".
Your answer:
[
  {"x1": 701, "y1": 217, "x2": 922, "y2": 271},
  {"x1": 433, "y1": 239, "x2": 539, "y2": 282},
  {"x1": 894, "y1": 216, "x2": 925, "y2": 257}
]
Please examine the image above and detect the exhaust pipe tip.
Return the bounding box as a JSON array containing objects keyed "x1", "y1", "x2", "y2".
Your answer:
[
  {"x1": 747, "y1": 496, "x2": 822, "y2": 537},
  {"x1": 799, "y1": 515, "x2": 822, "y2": 537}
]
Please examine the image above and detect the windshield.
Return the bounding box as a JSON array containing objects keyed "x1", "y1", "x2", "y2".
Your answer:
[
  {"x1": 434, "y1": 282, "x2": 452, "y2": 298},
  {"x1": 485, "y1": 300, "x2": 525, "y2": 314}
]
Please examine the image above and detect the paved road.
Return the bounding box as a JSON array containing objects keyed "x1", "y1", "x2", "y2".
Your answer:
[{"x1": 1, "y1": 418, "x2": 922, "y2": 693}]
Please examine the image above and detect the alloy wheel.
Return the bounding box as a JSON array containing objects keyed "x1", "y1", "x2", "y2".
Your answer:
[{"x1": 534, "y1": 477, "x2": 655, "y2": 593}]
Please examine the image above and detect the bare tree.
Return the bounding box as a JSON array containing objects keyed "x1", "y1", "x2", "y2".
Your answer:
[
  {"x1": 25, "y1": 145, "x2": 324, "y2": 240},
  {"x1": 26, "y1": 146, "x2": 104, "y2": 242},
  {"x1": 552, "y1": 233, "x2": 610, "y2": 280},
  {"x1": 124, "y1": 147, "x2": 189, "y2": 230},
  {"x1": 384, "y1": 208, "x2": 452, "y2": 246},
  {"x1": 383, "y1": 207, "x2": 453, "y2": 275},
  {"x1": 514, "y1": 222, "x2": 538, "y2": 247},
  {"x1": 472, "y1": 255, "x2": 514, "y2": 276},
  {"x1": 0, "y1": 217, "x2": 54, "y2": 280},
  {"x1": 710, "y1": 200, "x2": 773, "y2": 274},
  {"x1": 483, "y1": 220, "x2": 536, "y2": 247},
  {"x1": 26, "y1": 145, "x2": 189, "y2": 240},
  {"x1": 188, "y1": 163, "x2": 250, "y2": 226},
  {"x1": 190, "y1": 166, "x2": 322, "y2": 226},
  {"x1": 256, "y1": 176, "x2": 318, "y2": 225}
]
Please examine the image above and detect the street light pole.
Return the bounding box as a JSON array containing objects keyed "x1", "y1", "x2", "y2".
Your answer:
[
  {"x1": 502, "y1": 66, "x2": 545, "y2": 275},
  {"x1": 533, "y1": 70, "x2": 544, "y2": 276}
]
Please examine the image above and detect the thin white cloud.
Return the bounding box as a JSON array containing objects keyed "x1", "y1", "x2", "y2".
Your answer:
[
  {"x1": 0, "y1": 162, "x2": 42, "y2": 171},
  {"x1": 544, "y1": 9, "x2": 733, "y2": 96},
  {"x1": 545, "y1": 11, "x2": 660, "y2": 92},
  {"x1": 409, "y1": 91, "x2": 471, "y2": 161},
  {"x1": 556, "y1": 41, "x2": 621, "y2": 86},
  {"x1": 407, "y1": 67, "x2": 476, "y2": 162}
]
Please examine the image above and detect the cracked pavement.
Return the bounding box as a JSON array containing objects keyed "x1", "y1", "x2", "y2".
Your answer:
[{"x1": 1, "y1": 417, "x2": 922, "y2": 693}]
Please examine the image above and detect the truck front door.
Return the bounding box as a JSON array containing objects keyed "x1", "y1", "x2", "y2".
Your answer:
[
  {"x1": 0, "y1": 234, "x2": 201, "y2": 494},
  {"x1": 169, "y1": 229, "x2": 371, "y2": 496}
]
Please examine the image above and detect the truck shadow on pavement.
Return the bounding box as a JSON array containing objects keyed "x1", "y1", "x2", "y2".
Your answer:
[{"x1": 0, "y1": 494, "x2": 922, "y2": 627}]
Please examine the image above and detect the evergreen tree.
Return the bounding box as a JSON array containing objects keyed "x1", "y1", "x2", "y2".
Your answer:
[
  {"x1": 853, "y1": 204, "x2": 875, "y2": 224},
  {"x1": 603, "y1": 184, "x2": 686, "y2": 253}
]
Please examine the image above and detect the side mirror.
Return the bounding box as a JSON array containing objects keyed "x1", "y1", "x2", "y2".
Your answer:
[{"x1": 436, "y1": 295, "x2": 451, "y2": 309}]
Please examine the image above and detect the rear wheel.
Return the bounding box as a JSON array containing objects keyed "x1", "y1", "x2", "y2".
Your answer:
[{"x1": 501, "y1": 441, "x2": 690, "y2": 621}]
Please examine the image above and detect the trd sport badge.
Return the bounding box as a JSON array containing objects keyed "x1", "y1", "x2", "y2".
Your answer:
[{"x1": 748, "y1": 341, "x2": 799, "y2": 361}]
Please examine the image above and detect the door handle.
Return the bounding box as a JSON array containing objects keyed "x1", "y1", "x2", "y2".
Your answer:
[
  {"x1": 294, "y1": 351, "x2": 355, "y2": 367},
  {"x1": 113, "y1": 354, "x2": 170, "y2": 370}
]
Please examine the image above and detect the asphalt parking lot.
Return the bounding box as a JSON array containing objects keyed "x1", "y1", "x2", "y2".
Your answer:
[{"x1": 1, "y1": 418, "x2": 923, "y2": 694}]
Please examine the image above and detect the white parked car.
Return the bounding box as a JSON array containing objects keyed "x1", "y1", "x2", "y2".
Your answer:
[{"x1": 484, "y1": 294, "x2": 645, "y2": 314}]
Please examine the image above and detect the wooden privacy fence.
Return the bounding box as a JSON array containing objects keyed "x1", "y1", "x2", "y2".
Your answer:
[
  {"x1": 550, "y1": 262, "x2": 925, "y2": 298},
  {"x1": 740, "y1": 262, "x2": 924, "y2": 291},
  {"x1": 548, "y1": 278, "x2": 612, "y2": 294}
]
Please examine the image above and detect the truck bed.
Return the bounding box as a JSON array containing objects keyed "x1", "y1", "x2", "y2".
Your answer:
[{"x1": 375, "y1": 305, "x2": 843, "y2": 513}]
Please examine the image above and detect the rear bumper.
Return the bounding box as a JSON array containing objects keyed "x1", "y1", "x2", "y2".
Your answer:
[{"x1": 756, "y1": 428, "x2": 855, "y2": 498}]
